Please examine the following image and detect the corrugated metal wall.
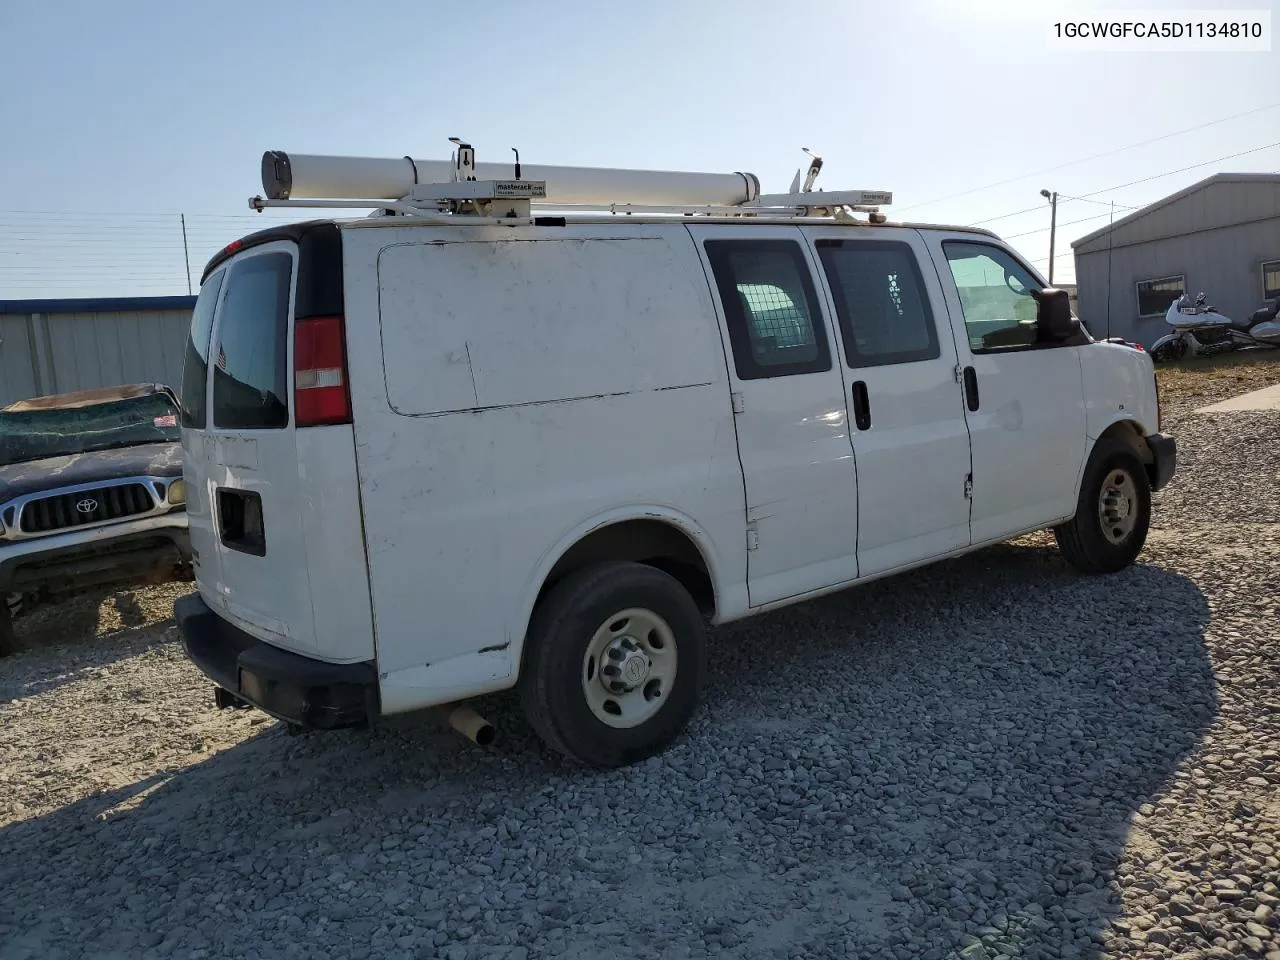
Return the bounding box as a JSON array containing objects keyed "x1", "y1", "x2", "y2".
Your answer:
[
  {"x1": 1075, "y1": 219, "x2": 1279, "y2": 347},
  {"x1": 1072, "y1": 177, "x2": 1280, "y2": 347},
  {"x1": 1074, "y1": 178, "x2": 1280, "y2": 257},
  {"x1": 0, "y1": 315, "x2": 40, "y2": 403},
  {"x1": 0, "y1": 307, "x2": 191, "y2": 407}
]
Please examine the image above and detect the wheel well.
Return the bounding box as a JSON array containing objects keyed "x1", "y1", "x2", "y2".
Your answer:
[
  {"x1": 1095, "y1": 420, "x2": 1157, "y2": 487},
  {"x1": 535, "y1": 520, "x2": 716, "y2": 620},
  {"x1": 1096, "y1": 420, "x2": 1153, "y2": 464}
]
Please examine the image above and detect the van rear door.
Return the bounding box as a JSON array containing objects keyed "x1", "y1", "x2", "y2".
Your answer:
[{"x1": 180, "y1": 228, "x2": 375, "y2": 664}]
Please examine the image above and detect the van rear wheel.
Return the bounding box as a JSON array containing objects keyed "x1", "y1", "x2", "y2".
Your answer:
[
  {"x1": 1054, "y1": 439, "x2": 1151, "y2": 574},
  {"x1": 519, "y1": 561, "x2": 706, "y2": 768}
]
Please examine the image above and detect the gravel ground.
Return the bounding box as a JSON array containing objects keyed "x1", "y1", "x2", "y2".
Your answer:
[
  {"x1": 2, "y1": 359, "x2": 1278, "y2": 960},
  {"x1": 1155, "y1": 350, "x2": 1280, "y2": 419}
]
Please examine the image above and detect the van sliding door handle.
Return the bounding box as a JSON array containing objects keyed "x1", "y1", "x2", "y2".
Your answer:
[
  {"x1": 851, "y1": 381, "x2": 871, "y2": 431},
  {"x1": 962, "y1": 366, "x2": 979, "y2": 411}
]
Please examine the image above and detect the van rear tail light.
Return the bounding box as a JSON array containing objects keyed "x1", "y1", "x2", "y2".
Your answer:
[{"x1": 294, "y1": 315, "x2": 352, "y2": 427}]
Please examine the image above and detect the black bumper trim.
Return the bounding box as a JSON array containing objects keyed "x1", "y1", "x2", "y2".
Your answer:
[
  {"x1": 0, "y1": 526, "x2": 190, "y2": 593},
  {"x1": 1146, "y1": 432, "x2": 1177, "y2": 492},
  {"x1": 175, "y1": 592, "x2": 378, "y2": 729}
]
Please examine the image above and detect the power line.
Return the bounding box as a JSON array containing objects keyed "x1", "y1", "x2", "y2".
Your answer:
[
  {"x1": 968, "y1": 202, "x2": 1047, "y2": 227},
  {"x1": 1055, "y1": 194, "x2": 1139, "y2": 210},
  {"x1": 7, "y1": 137, "x2": 1279, "y2": 298},
  {"x1": 0, "y1": 209, "x2": 349, "y2": 222},
  {"x1": 967, "y1": 139, "x2": 1280, "y2": 227},
  {"x1": 1003, "y1": 211, "x2": 1121, "y2": 240},
  {"x1": 0, "y1": 208, "x2": 315, "y2": 220},
  {"x1": 1072, "y1": 141, "x2": 1280, "y2": 199},
  {"x1": 963, "y1": 196, "x2": 1141, "y2": 228},
  {"x1": 895, "y1": 100, "x2": 1280, "y2": 213}
]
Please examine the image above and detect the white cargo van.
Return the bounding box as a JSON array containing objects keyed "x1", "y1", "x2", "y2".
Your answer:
[{"x1": 175, "y1": 146, "x2": 1176, "y2": 768}]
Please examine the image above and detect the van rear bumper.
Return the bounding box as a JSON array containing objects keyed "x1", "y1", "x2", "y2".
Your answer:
[{"x1": 175, "y1": 592, "x2": 378, "y2": 729}]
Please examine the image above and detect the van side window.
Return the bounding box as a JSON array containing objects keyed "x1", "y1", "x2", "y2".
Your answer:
[
  {"x1": 704, "y1": 239, "x2": 832, "y2": 379},
  {"x1": 815, "y1": 240, "x2": 940, "y2": 367},
  {"x1": 179, "y1": 269, "x2": 225, "y2": 428},
  {"x1": 211, "y1": 252, "x2": 292, "y2": 430},
  {"x1": 943, "y1": 242, "x2": 1049, "y2": 353}
]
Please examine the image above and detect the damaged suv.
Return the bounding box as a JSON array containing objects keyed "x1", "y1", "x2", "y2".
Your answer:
[{"x1": 0, "y1": 384, "x2": 192, "y2": 653}]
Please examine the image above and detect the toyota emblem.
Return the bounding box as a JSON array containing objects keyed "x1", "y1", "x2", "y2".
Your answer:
[{"x1": 76, "y1": 498, "x2": 98, "y2": 514}]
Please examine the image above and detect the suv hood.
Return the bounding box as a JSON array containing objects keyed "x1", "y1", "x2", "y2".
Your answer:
[{"x1": 0, "y1": 442, "x2": 182, "y2": 503}]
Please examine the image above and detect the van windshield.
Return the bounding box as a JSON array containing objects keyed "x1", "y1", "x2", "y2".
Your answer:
[{"x1": 0, "y1": 393, "x2": 181, "y2": 467}]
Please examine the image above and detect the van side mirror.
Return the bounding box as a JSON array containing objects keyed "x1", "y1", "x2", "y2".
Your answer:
[{"x1": 1031, "y1": 288, "x2": 1079, "y2": 341}]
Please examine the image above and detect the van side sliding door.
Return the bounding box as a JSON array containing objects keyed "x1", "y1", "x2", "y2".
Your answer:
[
  {"x1": 801, "y1": 226, "x2": 974, "y2": 576},
  {"x1": 687, "y1": 224, "x2": 860, "y2": 606}
]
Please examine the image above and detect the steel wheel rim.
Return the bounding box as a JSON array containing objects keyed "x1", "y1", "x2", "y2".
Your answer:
[
  {"x1": 1097, "y1": 468, "x2": 1139, "y2": 545},
  {"x1": 581, "y1": 607, "x2": 677, "y2": 729}
]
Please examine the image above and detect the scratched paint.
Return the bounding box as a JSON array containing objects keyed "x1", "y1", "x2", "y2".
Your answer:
[
  {"x1": 344, "y1": 223, "x2": 747, "y2": 688},
  {"x1": 376, "y1": 236, "x2": 723, "y2": 416}
]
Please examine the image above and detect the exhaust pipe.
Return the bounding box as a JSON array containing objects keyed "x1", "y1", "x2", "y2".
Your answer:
[{"x1": 438, "y1": 703, "x2": 496, "y2": 747}]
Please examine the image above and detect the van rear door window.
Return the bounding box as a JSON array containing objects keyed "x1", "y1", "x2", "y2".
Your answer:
[
  {"x1": 211, "y1": 252, "x2": 292, "y2": 430},
  {"x1": 179, "y1": 269, "x2": 225, "y2": 428}
]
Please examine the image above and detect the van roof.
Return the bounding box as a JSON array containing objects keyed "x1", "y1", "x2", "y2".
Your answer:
[
  {"x1": 202, "y1": 220, "x2": 333, "y2": 283},
  {"x1": 202, "y1": 217, "x2": 1000, "y2": 283}
]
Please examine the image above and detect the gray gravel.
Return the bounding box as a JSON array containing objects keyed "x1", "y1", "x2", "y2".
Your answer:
[
  {"x1": 1161, "y1": 429, "x2": 1280, "y2": 538},
  {"x1": 2, "y1": 403, "x2": 1278, "y2": 960}
]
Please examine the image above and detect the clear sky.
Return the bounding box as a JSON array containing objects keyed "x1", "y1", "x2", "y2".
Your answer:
[{"x1": 0, "y1": 0, "x2": 1276, "y2": 299}]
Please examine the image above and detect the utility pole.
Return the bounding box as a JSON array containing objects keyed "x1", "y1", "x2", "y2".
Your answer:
[
  {"x1": 180, "y1": 214, "x2": 192, "y2": 296},
  {"x1": 1105, "y1": 200, "x2": 1115, "y2": 340},
  {"x1": 1040, "y1": 189, "x2": 1058, "y2": 285}
]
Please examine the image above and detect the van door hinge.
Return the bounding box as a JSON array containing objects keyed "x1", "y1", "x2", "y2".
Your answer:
[
  {"x1": 731, "y1": 392, "x2": 745, "y2": 414},
  {"x1": 964, "y1": 474, "x2": 973, "y2": 499},
  {"x1": 746, "y1": 523, "x2": 759, "y2": 551}
]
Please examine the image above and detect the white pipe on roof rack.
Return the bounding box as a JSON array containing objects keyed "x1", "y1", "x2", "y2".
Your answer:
[{"x1": 262, "y1": 151, "x2": 761, "y2": 207}]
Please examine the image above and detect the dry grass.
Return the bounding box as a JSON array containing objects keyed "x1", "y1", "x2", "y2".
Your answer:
[{"x1": 1155, "y1": 349, "x2": 1280, "y2": 417}]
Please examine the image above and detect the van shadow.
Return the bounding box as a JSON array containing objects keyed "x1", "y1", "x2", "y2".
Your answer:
[
  {"x1": 2, "y1": 588, "x2": 176, "y2": 704},
  {"x1": 0, "y1": 540, "x2": 1214, "y2": 960}
]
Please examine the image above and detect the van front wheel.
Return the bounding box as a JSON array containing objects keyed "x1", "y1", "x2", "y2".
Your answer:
[
  {"x1": 1054, "y1": 440, "x2": 1151, "y2": 574},
  {"x1": 520, "y1": 561, "x2": 706, "y2": 768}
]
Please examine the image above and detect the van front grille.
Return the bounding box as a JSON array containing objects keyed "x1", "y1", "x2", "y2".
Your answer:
[{"x1": 19, "y1": 483, "x2": 156, "y2": 534}]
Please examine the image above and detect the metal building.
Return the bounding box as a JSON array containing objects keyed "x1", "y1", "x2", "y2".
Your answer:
[
  {"x1": 0, "y1": 296, "x2": 195, "y2": 407},
  {"x1": 1071, "y1": 173, "x2": 1280, "y2": 347}
]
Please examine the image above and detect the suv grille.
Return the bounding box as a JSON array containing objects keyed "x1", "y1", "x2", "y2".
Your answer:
[{"x1": 20, "y1": 483, "x2": 155, "y2": 534}]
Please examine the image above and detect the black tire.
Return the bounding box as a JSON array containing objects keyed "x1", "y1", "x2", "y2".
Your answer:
[
  {"x1": 1054, "y1": 439, "x2": 1151, "y2": 574},
  {"x1": 519, "y1": 561, "x2": 706, "y2": 768}
]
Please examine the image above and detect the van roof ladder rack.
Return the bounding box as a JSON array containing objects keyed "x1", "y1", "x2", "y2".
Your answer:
[{"x1": 249, "y1": 141, "x2": 892, "y2": 223}]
